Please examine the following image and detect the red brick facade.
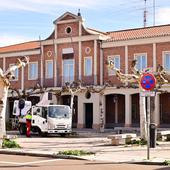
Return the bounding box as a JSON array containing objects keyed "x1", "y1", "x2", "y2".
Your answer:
[{"x1": 1, "y1": 12, "x2": 170, "y2": 128}]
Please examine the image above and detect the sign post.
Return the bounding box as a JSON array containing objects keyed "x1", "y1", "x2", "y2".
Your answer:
[{"x1": 140, "y1": 73, "x2": 156, "y2": 160}]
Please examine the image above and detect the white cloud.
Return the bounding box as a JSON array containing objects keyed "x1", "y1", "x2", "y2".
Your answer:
[
  {"x1": 0, "y1": 34, "x2": 34, "y2": 47},
  {"x1": 0, "y1": 0, "x2": 110, "y2": 13},
  {"x1": 156, "y1": 7, "x2": 170, "y2": 25},
  {"x1": 0, "y1": 0, "x2": 130, "y2": 14}
]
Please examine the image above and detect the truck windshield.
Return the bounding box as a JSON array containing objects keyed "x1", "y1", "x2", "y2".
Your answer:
[{"x1": 48, "y1": 106, "x2": 70, "y2": 118}]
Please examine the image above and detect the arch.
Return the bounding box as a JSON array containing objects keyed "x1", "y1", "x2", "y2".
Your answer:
[
  {"x1": 105, "y1": 94, "x2": 125, "y2": 128},
  {"x1": 160, "y1": 93, "x2": 170, "y2": 127},
  {"x1": 131, "y1": 93, "x2": 140, "y2": 127}
]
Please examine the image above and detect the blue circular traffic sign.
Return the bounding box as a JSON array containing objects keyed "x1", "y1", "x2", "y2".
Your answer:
[{"x1": 140, "y1": 73, "x2": 156, "y2": 91}]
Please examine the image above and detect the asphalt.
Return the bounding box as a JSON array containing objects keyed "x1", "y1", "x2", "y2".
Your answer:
[{"x1": 0, "y1": 130, "x2": 170, "y2": 165}]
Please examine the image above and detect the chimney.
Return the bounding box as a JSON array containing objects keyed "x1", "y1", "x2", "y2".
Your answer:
[{"x1": 77, "y1": 9, "x2": 81, "y2": 16}]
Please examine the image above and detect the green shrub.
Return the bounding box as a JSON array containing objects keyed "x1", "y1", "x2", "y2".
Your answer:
[
  {"x1": 163, "y1": 160, "x2": 170, "y2": 166},
  {"x1": 2, "y1": 139, "x2": 21, "y2": 148},
  {"x1": 126, "y1": 138, "x2": 147, "y2": 145},
  {"x1": 57, "y1": 150, "x2": 94, "y2": 156}
]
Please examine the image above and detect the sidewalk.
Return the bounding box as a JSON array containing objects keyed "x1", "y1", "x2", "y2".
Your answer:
[{"x1": 1, "y1": 131, "x2": 170, "y2": 165}]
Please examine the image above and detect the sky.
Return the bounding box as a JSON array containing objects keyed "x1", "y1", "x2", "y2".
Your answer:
[{"x1": 1, "y1": 0, "x2": 170, "y2": 47}]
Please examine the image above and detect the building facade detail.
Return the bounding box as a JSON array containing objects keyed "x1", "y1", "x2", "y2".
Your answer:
[{"x1": 1, "y1": 11, "x2": 170, "y2": 130}]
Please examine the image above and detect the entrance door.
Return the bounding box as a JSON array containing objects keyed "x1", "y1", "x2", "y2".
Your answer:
[{"x1": 85, "y1": 103, "x2": 93, "y2": 128}]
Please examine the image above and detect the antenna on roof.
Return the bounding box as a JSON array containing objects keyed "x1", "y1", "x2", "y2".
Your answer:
[
  {"x1": 144, "y1": 0, "x2": 147, "y2": 27},
  {"x1": 153, "y1": 0, "x2": 155, "y2": 26},
  {"x1": 77, "y1": 9, "x2": 81, "y2": 16}
]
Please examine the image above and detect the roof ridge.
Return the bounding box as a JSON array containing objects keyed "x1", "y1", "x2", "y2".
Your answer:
[
  {"x1": 86, "y1": 27, "x2": 107, "y2": 35},
  {"x1": 0, "y1": 40, "x2": 40, "y2": 49},
  {"x1": 107, "y1": 24, "x2": 170, "y2": 34}
]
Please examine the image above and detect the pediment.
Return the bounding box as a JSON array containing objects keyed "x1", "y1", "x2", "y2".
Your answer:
[{"x1": 53, "y1": 12, "x2": 81, "y2": 24}]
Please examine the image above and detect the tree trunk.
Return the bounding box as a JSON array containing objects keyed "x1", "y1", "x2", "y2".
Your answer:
[
  {"x1": 0, "y1": 56, "x2": 29, "y2": 143},
  {"x1": 0, "y1": 82, "x2": 8, "y2": 139}
]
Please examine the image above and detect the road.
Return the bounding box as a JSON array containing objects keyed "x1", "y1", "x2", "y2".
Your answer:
[{"x1": 0, "y1": 154, "x2": 168, "y2": 170}]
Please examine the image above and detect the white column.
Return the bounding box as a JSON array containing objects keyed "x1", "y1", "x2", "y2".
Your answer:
[
  {"x1": 99, "y1": 94, "x2": 105, "y2": 132},
  {"x1": 125, "y1": 94, "x2": 132, "y2": 127},
  {"x1": 94, "y1": 40, "x2": 97, "y2": 85},
  {"x1": 103, "y1": 95, "x2": 106, "y2": 126},
  {"x1": 21, "y1": 66, "x2": 24, "y2": 90},
  {"x1": 153, "y1": 43, "x2": 156, "y2": 71},
  {"x1": 79, "y1": 41, "x2": 82, "y2": 80},
  {"x1": 100, "y1": 44, "x2": 103, "y2": 85},
  {"x1": 54, "y1": 25, "x2": 57, "y2": 39},
  {"x1": 40, "y1": 45, "x2": 44, "y2": 87},
  {"x1": 3, "y1": 57, "x2": 6, "y2": 71},
  {"x1": 79, "y1": 21, "x2": 82, "y2": 36},
  {"x1": 77, "y1": 94, "x2": 85, "y2": 128},
  {"x1": 140, "y1": 95, "x2": 147, "y2": 139},
  {"x1": 54, "y1": 43, "x2": 57, "y2": 86},
  {"x1": 93, "y1": 93, "x2": 100, "y2": 126},
  {"x1": 125, "y1": 46, "x2": 128, "y2": 74},
  {"x1": 155, "y1": 93, "x2": 160, "y2": 126}
]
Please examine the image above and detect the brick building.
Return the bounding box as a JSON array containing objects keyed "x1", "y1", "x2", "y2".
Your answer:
[{"x1": 1, "y1": 11, "x2": 170, "y2": 130}]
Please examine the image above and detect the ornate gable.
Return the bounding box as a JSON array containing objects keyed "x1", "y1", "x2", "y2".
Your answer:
[{"x1": 53, "y1": 12, "x2": 81, "y2": 24}]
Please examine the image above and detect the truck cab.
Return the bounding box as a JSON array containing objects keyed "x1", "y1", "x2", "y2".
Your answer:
[
  {"x1": 32, "y1": 105, "x2": 72, "y2": 136},
  {"x1": 13, "y1": 100, "x2": 72, "y2": 136}
]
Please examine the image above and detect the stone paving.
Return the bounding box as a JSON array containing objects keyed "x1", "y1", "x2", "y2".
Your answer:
[{"x1": 1, "y1": 130, "x2": 170, "y2": 164}]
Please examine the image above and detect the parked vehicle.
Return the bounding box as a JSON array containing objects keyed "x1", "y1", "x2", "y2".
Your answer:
[{"x1": 13, "y1": 95, "x2": 72, "y2": 136}]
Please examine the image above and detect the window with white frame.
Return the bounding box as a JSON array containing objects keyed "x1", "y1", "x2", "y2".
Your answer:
[
  {"x1": 63, "y1": 59, "x2": 74, "y2": 83},
  {"x1": 163, "y1": 52, "x2": 170, "y2": 71},
  {"x1": 84, "y1": 57, "x2": 92, "y2": 76},
  {"x1": 9, "y1": 64, "x2": 19, "y2": 81},
  {"x1": 108, "y1": 55, "x2": 120, "y2": 75},
  {"x1": 45, "y1": 60, "x2": 53, "y2": 78},
  {"x1": 28, "y1": 62, "x2": 38, "y2": 80},
  {"x1": 135, "y1": 53, "x2": 147, "y2": 71}
]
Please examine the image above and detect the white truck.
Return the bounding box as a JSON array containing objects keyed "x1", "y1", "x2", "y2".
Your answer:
[{"x1": 13, "y1": 100, "x2": 72, "y2": 137}]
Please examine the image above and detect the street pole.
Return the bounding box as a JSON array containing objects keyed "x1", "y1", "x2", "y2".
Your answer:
[{"x1": 146, "y1": 96, "x2": 151, "y2": 160}]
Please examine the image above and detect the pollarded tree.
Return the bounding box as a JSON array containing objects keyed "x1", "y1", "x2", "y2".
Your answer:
[{"x1": 0, "y1": 56, "x2": 29, "y2": 139}]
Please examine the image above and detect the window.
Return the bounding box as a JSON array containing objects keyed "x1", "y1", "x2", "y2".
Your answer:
[
  {"x1": 45, "y1": 60, "x2": 53, "y2": 78},
  {"x1": 135, "y1": 53, "x2": 147, "y2": 71},
  {"x1": 63, "y1": 59, "x2": 74, "y2": 83},
  {"x1": 28, "y1": 62, "x2": 38, "y2": 80},
  {"x1": 65, "y1": 26, "x2": 72, "y2": 34},
  {"x1": 9, "y1": 64, "x2": 19, "y2": 81},
  {"x1": 84, "y1": 57, "x2": 92, "y2": 76},
  {"x1": 108, "y1": 55, "x2": 120, "y2": 75},
  {"x1": 163, "y1": 52, "x2": 170, "y2": 71}
]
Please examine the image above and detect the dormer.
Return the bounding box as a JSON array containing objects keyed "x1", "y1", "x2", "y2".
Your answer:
[{"x1": 53, "y1": 12, "x2": 83, "y2": 39}]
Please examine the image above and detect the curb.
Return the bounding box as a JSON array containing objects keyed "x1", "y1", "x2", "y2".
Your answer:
[
  {"x1": 0, "y1": 149, "x2": 89, "y2": 161},
  {"x1": 130, "y1": 161, "x2": 165, "y2": 166},
  {"x1": 0, "y1": 149, "x2": 167, "y2": 166}
]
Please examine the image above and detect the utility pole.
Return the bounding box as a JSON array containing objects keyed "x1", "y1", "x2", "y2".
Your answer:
[
  {"x1": 153, "y1": 0, "x2": 155, "y2": 26},
  {"x1": 144, "y1": 0, "x2": 147, "y2": 27}
]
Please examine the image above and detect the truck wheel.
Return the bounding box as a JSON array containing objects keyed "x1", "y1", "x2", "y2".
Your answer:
[
  {"x1": 60, "y1": 133, "x2": 66, "y2": 137},
  {"x1": 38, "y1": 129, "x2": 47, "y2": 137}
]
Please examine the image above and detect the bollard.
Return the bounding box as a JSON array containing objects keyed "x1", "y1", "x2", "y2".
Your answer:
[{"x1": 150, "y1": 123, "x2": 157, "y2": 148}]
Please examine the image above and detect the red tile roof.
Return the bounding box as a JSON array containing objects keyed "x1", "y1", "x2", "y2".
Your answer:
[
  {"x1": 1, "y1": 24, "x2": 170, "y2": 53},
  {"x1": 0, "y1": 41, "x2": 40, "y2": 53},
  {"x1": 107, "y1": 24, "x2": 170, "y2": 41}
]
